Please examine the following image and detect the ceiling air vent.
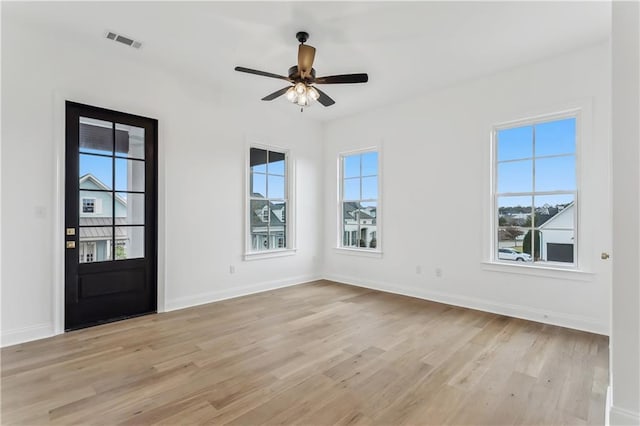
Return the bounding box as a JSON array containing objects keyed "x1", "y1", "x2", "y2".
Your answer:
[{"x1": 105, "y1": 31, "x2": 142, "y2": 49}]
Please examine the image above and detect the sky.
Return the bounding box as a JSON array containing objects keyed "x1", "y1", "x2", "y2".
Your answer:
[
  {"x1": 343, "y1": 151, "x2": 378, "y2": 201},
  {"x1": 250, "y1": 152, "x2": 286, "y2": 199},
  {"x1": 497, "y1": 117, "x2": 576, "y2": 202}
]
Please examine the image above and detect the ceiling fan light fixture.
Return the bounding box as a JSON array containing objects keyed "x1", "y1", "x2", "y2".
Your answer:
[
  {"x1": 296, "y1": 92, "x2": 308, "y2": 106},
  {"x1": 294, "y1": 82, "x2": 306, "y2": 95}
]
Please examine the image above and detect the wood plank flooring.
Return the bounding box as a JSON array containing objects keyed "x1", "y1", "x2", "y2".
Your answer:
[{"x1": 1, "y1": 280, "x2": 609, "y2": 425}]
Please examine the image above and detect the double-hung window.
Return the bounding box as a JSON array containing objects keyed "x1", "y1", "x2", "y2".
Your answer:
[
  {"x1": 494, "y1": 114, "x2": 577, "y2": 266},
  {"x1": 340, "y1": 150, "x2": 379, "y2": 250},
  {"x1": 248, "y1": 147, "x2": 288, "y2": 252}
]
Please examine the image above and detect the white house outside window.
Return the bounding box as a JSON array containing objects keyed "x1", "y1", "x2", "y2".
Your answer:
[
  {"x1": 494, "y1": 114, "x2": 578, "y2": 266},
  {"x1": 340, "y1": 150, "x2": 379, "y2": 250},
  {"x1": 248, "y1": 147, "x2": 288, "y2": 252}
]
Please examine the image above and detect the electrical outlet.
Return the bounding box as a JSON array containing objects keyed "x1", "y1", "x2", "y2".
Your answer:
[
  {"x1": 229, "y1": 265, "x2": 235, "y2": 274},
  {"x1": 416, "y1": 265, "x2": 422, "y2": 274},
  {"x1": 435, "y1": 268, "x2": 442, "y2": 278}
]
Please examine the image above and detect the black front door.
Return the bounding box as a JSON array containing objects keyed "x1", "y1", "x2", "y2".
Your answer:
[{"x1": 65, "y1": 101, "x2": 157, "y2": 330}]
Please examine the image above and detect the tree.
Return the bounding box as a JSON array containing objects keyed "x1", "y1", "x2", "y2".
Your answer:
[
  {"x1": 522, "y1": 229, "x2": 542, "y2": 260},
  {"x1": 504, "y1": 226, "x2": 523, "y2": 240}
]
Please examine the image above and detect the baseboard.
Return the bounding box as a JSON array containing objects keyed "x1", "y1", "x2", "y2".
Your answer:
[
  {"x1": 165, "y1": 274, "x2": 321, "y2": 312},
  {"x1": 323, "y1": 273, "x2": 608, "y2": 335},
  {"x1": 1, "y1": 322, "x2": 55, "y2": 348},
  {"x1": 609, "y1": 406, "x2": 640, "y2": 425}
]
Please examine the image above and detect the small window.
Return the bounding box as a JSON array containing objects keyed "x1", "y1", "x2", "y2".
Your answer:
[
  {"x1": 82, "y1": 198, "x2": 95, "y2": 213},
  {"x1": 494, "y1": 114, "x2": 577, "y2": 266},
  {"x1": 340, "y1": 150, "x2": 379, "y2": 250},
  {"x1": 248, "y1": 147, "x2": 288, "y2": 252}
]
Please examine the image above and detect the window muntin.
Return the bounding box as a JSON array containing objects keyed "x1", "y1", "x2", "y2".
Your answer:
[
  {"x1": 494, "y1": 115, "x2": 577, "y2": 266},
  {"x1": 340, "y1": 151, "x2": 379, "y2": 250},
  {"x1": 249, "y1": 147, "x2": 288, "y2": 252}
]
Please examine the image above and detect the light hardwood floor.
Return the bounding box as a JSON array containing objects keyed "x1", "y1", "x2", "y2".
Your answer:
[{"x1": 1, "y1": 280, "x2": 608, "y2": 425}]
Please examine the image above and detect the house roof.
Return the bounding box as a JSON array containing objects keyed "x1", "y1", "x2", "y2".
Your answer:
[
  {"x1": 344, "y1": 202, "x2": 377, "y2": 221},
  {"x1": 538, "y1": 202, "x2": 575, "y2": 229},
  {"x1": 79, "y1": 174, "x2": 127, "y2": 206},
  {"x1": 250, "y1": 200, "x2": 285, "y2": 227},
  {"x1": 79, "y1": 217, "x2": 129, "y2": 240}
]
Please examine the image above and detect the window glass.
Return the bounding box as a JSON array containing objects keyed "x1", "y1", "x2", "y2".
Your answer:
[
  {"x1": 341, "y1": 151, "x2": 379, "y2": 250},
  {"x1": 248, "y1": 148, "x2": 288, "y2": 252},
  {"x1": 495, "y1": 116, "x2": 577, "y2": 266}
]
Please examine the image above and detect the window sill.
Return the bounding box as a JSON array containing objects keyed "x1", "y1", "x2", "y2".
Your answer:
[
  {"x1": 244, "y1": 248, "x2": 297, "y2": 261},
  {"x1": 481, "y1": 261, "x2": 594, "y2": 281},
  {"x1": 334, "y1": 247, "x2": 383, "y2": 258}
]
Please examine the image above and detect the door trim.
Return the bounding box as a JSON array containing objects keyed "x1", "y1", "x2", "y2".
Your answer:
[{"x1": 52, "y1": 91, "x2": 166, "y2": 336}]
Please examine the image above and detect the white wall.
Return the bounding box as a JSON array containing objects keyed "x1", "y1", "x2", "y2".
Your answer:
[
  {"x1": 1, "y1": 10, "x2": 615, "y2": 348},
  {"x1": 610, "y1": 1, "x2": 640, "y2": 424},
  {"x1": 1, "y1": 18, "x2": 323, "y2": 346},
  {"x1": 323, "y1": 42, "x2": 612, "y2": 334}
]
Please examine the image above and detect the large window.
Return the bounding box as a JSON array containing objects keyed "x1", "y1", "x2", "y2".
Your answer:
[
  {"x1": 248, "y1": 147, "x2": 288, "y2": 252},
  {"x1": 340, "y1": 150, "x2": 379, "y2": 250},
  {"x1": 494, "y1": 114, "x2": 577, "y2": 266}
]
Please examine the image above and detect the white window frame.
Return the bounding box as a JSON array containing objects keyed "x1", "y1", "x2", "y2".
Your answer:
[
  {"x1": 491, "y1": 110, "x2": 580, "y2": 270},
  {"x1": 244, "y1": 143, "x2": 296, "y2": 260},
  {"x1": 337, "y1": 147, "x2": 382, "y2": 256}
]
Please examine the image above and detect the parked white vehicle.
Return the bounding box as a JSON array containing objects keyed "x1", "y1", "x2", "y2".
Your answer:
[{"x1": 498, "y1": 248, "x2": 532, "y2": 262}]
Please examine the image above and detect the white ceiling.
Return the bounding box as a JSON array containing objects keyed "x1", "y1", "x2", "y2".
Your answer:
[{"x1": 4, "y1": 1, "x2": 611, "y2": 122}]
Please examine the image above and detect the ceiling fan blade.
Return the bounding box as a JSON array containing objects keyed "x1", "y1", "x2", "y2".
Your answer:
[
  {"x1": 234, "y1": 66, "x2": 291, "y2": 82},
  {"x1": 313, "y1": 87, "x2": 336, "y2": 107},
  {"x1": 315, "y1": 73, "x2": 369, "y2": 84},
  {"x1": 298, "y1": 44, "x2": 316, "y2": 79},
  {"x1": 261, "y1": 86, "x2": 292, "y2": 101}
]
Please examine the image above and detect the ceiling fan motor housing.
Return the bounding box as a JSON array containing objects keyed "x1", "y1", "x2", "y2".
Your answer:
[{"x1": 288, "y1": 65, "x2": 316, "y2": 83}]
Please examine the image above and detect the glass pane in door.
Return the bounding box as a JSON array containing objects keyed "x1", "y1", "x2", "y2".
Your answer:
[
  {"x1": 115, "y1": 158, "x2": 145, "y2": 192},
  {"x1": 116, "y1": 192, "x2": 145, "y2": 225},
  {"x1": 79, "y1": 227, "x2": 113, "y2": 263},
  {"x1": 115, "y1": 123, "x2": 145, "y2": 159},
  {"x1": 79, "y1": 117, "x2": 113, "y2": 155},
  {"x1": 115, "y1": 226, "x2": 144, "y2": 260},
  {"x1": 80, "y1": 154, "x2": 113, "y2": 190}
]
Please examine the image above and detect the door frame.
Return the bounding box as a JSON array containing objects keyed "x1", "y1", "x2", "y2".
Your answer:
[{"x1": 52, "y1": 91, "x2": 166, "y2": 335}]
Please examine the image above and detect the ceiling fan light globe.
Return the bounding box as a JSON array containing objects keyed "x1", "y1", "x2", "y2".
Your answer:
[
  {"x1": 286, "y1": 87, "x2": 297, "y2": 102},
  {"x1": 294, "y1": 82, "x2": 306, "y2": 95},
  {"x1": 297, "y1": 93, "x2": 308, "y2": 106},
  {"x1": 308, "y1": 87, "x2": 319, "y2": 101}
]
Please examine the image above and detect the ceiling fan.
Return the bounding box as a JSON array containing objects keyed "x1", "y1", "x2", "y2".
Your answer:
[{"x1": 234, "y1": 31, "x2": 368, "y2": 110}]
